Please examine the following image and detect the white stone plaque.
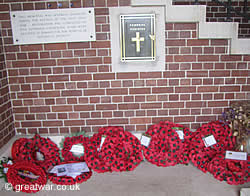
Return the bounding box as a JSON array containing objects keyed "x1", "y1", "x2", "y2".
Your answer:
[{"x1": 11, "y1": 8, "x2": 96, "y2": 45}]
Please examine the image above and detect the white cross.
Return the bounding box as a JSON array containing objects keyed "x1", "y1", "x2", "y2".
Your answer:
[{"x1": 131, "y1": 32, "x2": 144, "y2": 53}]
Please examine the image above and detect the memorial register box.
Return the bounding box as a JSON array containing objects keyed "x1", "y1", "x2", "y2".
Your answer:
[{"x1": 120, "y1": 14, "x2": 156, "y2": 62}]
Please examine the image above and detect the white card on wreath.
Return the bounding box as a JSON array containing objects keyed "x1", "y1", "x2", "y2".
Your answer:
[
  {"x1": 70, "y1": 144, "x2": 84, "y2": 154},
  {"x1": 140, "y1": 135, "x2": 151, "y2": 147},
  {"x1": 203, "y1": 135, "x2": 217, "y2": 147},
  {"x1": 175, "y1": 130, "x2": 184, "y2": 140},
  {"x1": 97, "y1": 136, "x2": 107, "y2": 152},
  {"x1": 225, "y1": 151, "x2": 247, "y2": 161}
]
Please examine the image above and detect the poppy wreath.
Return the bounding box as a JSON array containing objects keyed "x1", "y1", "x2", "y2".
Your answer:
[
  {"x1": 207, "y1": 153, "x2": 250, "y2": 185},
  {"x1": 84, "y1": 126, "x2": 143, "y2": 173},
  {"x1": 189, "y1": 121, "x2": 236, "y2": 173},
  {"x1": 61, "y1": 135, "x2": 89, "y2": 162},
  {"x1": 11, "y1": 138, "x2": 34, "y2": 161},
  {"x1": 48, "y1": 161, "x2": 92, "y2": 185},
  {"x1": 4, "y1": 160, "x2": 47, "y2": 193},
  {"x1": 142, "y1": 121, "x2": 193, "y2": 167},
  {"x1": 12, "y1": 134, "x2": 61, "y2": 172}
]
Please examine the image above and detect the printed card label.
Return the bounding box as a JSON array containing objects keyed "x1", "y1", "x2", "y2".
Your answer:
[
  {"x1": 175, "y1": 130, "x2": 184, "y2": 140},
  {"x1": 203, "y1": 135, "x2": 217, "y2": 147},
  {"x1": 70, "y1": 144, "x2": 84, "y2": 154},
  {"x1": 98, "y1": 136, "x2": 107, "y2": 152},
  {"x1": 140, "y1": 134, "x2": 151, "y2": 147},
  {"x1": 50, "y1": 162, "x2": 90, "y2": 177},
  {"x1": 225, "y1": 151, "x2": 247, "y2": 161}
]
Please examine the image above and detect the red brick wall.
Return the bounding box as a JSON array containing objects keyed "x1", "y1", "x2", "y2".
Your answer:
[
  {"x1": 0, "y1": 0, "x2": 249, "y2": 136},
  {"x1": 173, "y1": 0, "x2": 250, "y2": 38},
  {"x1": 0, "y1": 25, "x2": 15, "y2": 148}
]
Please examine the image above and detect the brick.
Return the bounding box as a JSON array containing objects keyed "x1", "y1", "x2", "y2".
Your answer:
[
  {"x1": 166, "y1": 40, "x2": 185, "y2": 46},
  {"x1": 140, "y1": 72, "x2": 162, "y2": 78},
  {"x1": 93, "y1": 73, "x2": 115, "y2": 80},
  {"x1": 119, "y1": 0, "x2": 130, "y2": 6},
  {"x1": 198, "y1": 86, "x2": 218, "y2": 92},
  {"x1": 62, "y1": 90, "x2": 82, "y2": 96},
  {"x1": 174, "y1": 116, "x2": 195, "y2": 122},
  {"x1": 180, "y1": 47, "x2": 191, "y2": 54},
  {"x1": 164, "y1": 102, "x2": 184, "y2": 108},
  {"x1": 174, "y1": 55, "x2": 196, "y2": 62},
  {"x1": 86, "y1": 119, "x2": 107, "y2": 125},
  {"x1": 80, "y1": 57, "x2": 102, "y2": 65},
  {"x1": 74, "y1": 105, "x2": 94, "y2": 111},
  {"x1": 35, "y1": 60, "x2": 56, "y2": 67},
  {"x1": 35, "y1": 2, "x2": 46, "y2": 10},
  {"x1": 43, "y1": 121, "x2": 63, "y2": 127},
  {"x1": 91, "y1": 41, "x2": 110, "y2": 48},
  {"x1": 152, "y1": 87, "x2": 173, "y2": 94},
  {"x1": 13, "y1": 107, "x2": 28, "y2": 113},
  {"x1": 141, "y1": 103, "x2": 162, "y2": 109},
  {"x1": 26, "y1": 76, "x2": 46, "y2": 83},
  {"x1": 108, "y1": 118, "x2": 129, "y2": 125},
  {"x1": 0, "y1": 13, "x2": 10, "y2": 20},
  {"x1": 242, "y1": 85, "x2": 250, "y2": 91},
  {"x1": 196, "y1": 116, "x2": 217, "y2": 122},
  {"x1": 243, "y1": 56, "x2": 250, "y2": 61},
  {"x1": 84, "y1": 89, "x2": 105, "y2": 96},
  {"x1": 164, "y1": 71, "x2": 185, "y2": 78},
  {"x1": 96, "y1": 104, "x2": 117, "y2": 110},
  {"x1": 129, "y1": 88, "x2": 151, "y2": 95},
  {"x1": 17, "y1": 92, "x2": 37, "y2": 99},
  {"x1": 221, "y1": 55, "x2": 242, "y2": 61},
  {"x1": 232, "y1": 70, "x2": 249, "y2": 77},
  {"x1": 71, "y1": 74, "x2": 92, "y2": 81},
  {"x1": 39, "y1": 91, "x2": 60, "y2": 97},
  {"x1": 48, "y1": 75, "x2": 69, "y2": 82},
  {"x1": 174, "y1": 23, "x2": 196, "y2": 30},
  {"x1": 220, "y1": 86, "x2": 240, "y2": 92},
  {"x1": 130, "y1": 117, "x2": 151, "y2": 124},
  {"x1": 58, "y1": 58, "x2": 79, "y2": 66},
  {"x1": 166, "y1": 23, "x2": 173, "y2": 30},
  {"x1": 0, "y1": 4, "x2": 9, "y2": 11},
  {"x1": 186, "y1": 101, "x2": 206, "y2": 108},
  {"x1": 12, "y1": 61, "x2": 33, "y2": 68},
  {"x1": 187, "y1": 71, "x2": 208, "y2": 77},
  {"x1": 118, "y1": 103, "x2": 139, "y2": 110},
  {"x1": 117, "y1": 72, "x2": 138, "y2": 79},
  {"x1": 65, "y1": 120, "x2": 85, "y2": 126},
  {"x1": 198, "y1": 55, "x2": 219, "y2": 61},
  {"x1": 209, "y1": 71, "x2": 230, "y2": 77},
  {"x1": 52, "y1": 105, "x2": 73, "y2": 112},
  {"x1": 106, "y1": 88, "x2": 128, "y2": 95},
  {"x1": 175, "y1": 87, "x2": 196, "y2": 93},
  {"x1": 44, "y1": 43, "x2": 66, "y2": 50},
  {"x1": 21, "y1": 121, "x2": 41, "y2": 128},
  {"x1": 187, "y1": 39, "x2": 209, "y2": 46},
  {"x1": 107, "y1": 0, "x2": 118, "y2": 6},
  {"x1": 30, "y1": 106, "x2": 50, "y2": 113},
  {"x1": 211, "y1": 39, "x2": 228, "y2": 46},
  {"x1": 208, "y1": 101, "x2": 228, "y2": 107}
]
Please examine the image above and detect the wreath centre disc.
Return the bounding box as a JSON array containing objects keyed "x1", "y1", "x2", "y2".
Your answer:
[
  {"x1": 35, "y1": 151, "x2": 45, "y2": 161},
  {"x1": 70, "y1": 144, "x2": 85, "y2": 158}
]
